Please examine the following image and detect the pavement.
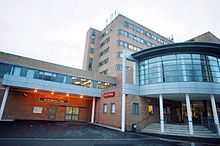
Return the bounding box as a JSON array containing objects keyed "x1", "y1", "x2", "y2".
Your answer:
[{"x1": 0, "y1": 120, "x2": 218, "y2": 146}]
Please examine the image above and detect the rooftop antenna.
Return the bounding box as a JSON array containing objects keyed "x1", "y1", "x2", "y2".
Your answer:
[
  {"x1": 105, "y1": 10, "x2": 119, "y2": 28},
  {"x1": 169, "y1": 34, "x2": 174, "y2": 42}
]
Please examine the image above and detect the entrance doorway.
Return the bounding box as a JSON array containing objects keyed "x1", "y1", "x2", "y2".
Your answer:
[
  {"x1": 163, "y1": 100, "x2": 208, "y2": 125},
  {"x1": 182, "y1": 101, "x2": 208, "y2": 125},
  {"x1": 65, "y1": 107, "x2": 79, "y2": 121},
  {"x1": 164, "y1": 100, "x2": 182, "y2": 123},
  {"x1": 48, "y1": 107, "x2": 57, "y2": 120}
]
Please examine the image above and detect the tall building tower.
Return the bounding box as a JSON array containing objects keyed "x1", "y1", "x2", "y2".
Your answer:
[{"x1": 83, "y1": 14, "x2": 173, "y2": 77}]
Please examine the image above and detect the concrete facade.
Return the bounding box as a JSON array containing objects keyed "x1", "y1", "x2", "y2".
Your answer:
[{"x1": 83, "y1": 14, "x2": 173, "y2": 77}]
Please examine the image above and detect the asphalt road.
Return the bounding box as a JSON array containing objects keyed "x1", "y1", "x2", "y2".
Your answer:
[{"x1": 0, "y1": 120, "x2": 218, "y2": 146}]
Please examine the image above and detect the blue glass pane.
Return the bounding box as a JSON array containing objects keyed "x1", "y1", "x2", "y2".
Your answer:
[
  {"x1": 162, "y1": 55, "x2": 176, "y2": 61},
  {"x1": 0, "y1": 63, "x2": 12, "y2": 78},
  {"x1": 138, "y1": 54, "x2": 220, "y2": 85}
]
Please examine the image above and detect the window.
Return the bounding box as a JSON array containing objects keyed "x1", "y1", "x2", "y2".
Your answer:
[
  {"x1": 91, "y1": 32, "x2": 96, "y2": 37},
  {"x1": 118, "y1": 40, "x2": 142, "y2": 51},
  {"x1": 118, "y1": 52, "x2": 123, "y2": 58},
  {"x1": 115, "y1": 64, "x2": 122, "y2": 71},
  {"x1": 90, "y1": 32, "x2": 96, "y2": 41},
  {"x1": 132, "y1": 103, "x2": 139, "y2": 115},
  {"x1": 100, "y1": 69, "x2": 108, "y2": 75},
  {"x1": 0, "y1": 63, "x2": 12, "y2": 78},
  {"x1": 65, "y1": 107, "x2": 79, "y2": 121},
  {"x1": 90, "y1": 39, "x2": 95, "y2": 44},
  {"x1": 118, "y1": 29, "x2": 155, "y2": 47},
  {"x1": 99, "y1": 47, "x2": 109, "y2": 57},
  {"x1": 99, "y1": 58, "x2": 109, "y2": 67},
  {"x1": 115, "y1": 64, "x2": 131, "y2": 71},
  {"x1": 123, "y1": 21, "x2": 171, "y2": 45},
  {"x1": 101, "y1": 29, "x2": 111, "y2": 38},
  {"x1": 20, "y1": 67, "x2": 27, "y2": 77},
  {"x1": 33, "y1": 106, "x2": 43, "y2": 114},
  {"x1": 88, "y1": 57, "x2": 93, "y2": 71},
  {"x1": 111, "y1": 103, "x2": 116, "y2": 113},
  {"x1": 147, "y1": 104, "x2": 154, "y2": 114},
  {"x1": 100, "y1": 37, "x2": 110, "y2": 47},
  {"x1": 89, "y1": 48, "x2": 95, "y2": 54},
  {"x1": 33, "y1": 71, "x2": 64, "y2": 83},
  {"x1": 103, "y1": 104, "x2": 108, "y2": 113},
  {"x1": 139, "y1": 53, "x2": 220, "y2": 85}
]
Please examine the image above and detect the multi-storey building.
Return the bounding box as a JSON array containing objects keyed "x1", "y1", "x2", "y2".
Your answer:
[
  {"x1": 0, "y1": 14, "x2": 220, "y2": 139},
  {"x1": 83, "y1": 14, "x2": 173, "y2": 77}
]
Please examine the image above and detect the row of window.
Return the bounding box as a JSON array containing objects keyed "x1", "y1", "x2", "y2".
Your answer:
[
  {"x1": 102, "y1": 103, "x2": 142, "y2": 115},
  {"x1": 118, "y1": 40, "x2": 142, "y2": 51},
  {"x1": 103, "y1": 102, "x2": 154, "y2": 115},
  {"x1": 119, "y1": 29, "x2": 156, "y2": 47},
  {"x1": 115, "y1": 64, "x2": 131, "y2": 71},
  {"x1": 98, "y1": 58, "x2": 109, "y2": 67},
  {"x1": 124, "y1": 21, "x2": 170, "y2": 45},
  {"x1": 103, "y1": 103, "x2": 115, "y2": 113},
  {"x1": 0, "y1": 63, "x2": 115, "y2": 89},
  {"x1": 138, "y1": 54, "x2": 220, "y2": 85}
]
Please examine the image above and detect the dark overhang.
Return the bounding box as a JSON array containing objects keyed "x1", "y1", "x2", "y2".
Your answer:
[{"x1": 131, "y1": 42, "x2": 220, "y2": 61}]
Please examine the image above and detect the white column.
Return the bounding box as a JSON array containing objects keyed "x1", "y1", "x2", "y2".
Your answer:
[
  {"x1": 159, "y1": 94, "x2": 164, "y2": 133},
  {"x1": 185, "y1": 94, "x2": 194, "y2": 135},
  {"x1": 122, "y1": 50, "x2": 126, "y2": 87},
  {"x1": 133, "y1": 62, "x2": 136, "y2": 85},
  {"x1": 210, "y1": 95, "x2": 220, "y2": 136},
  {"x1": 121, "y1": 93, "x2": 126, "y2": 132},
  {"x1": 0, "y1": 87, "x2": 10, "y2": 120},
  {"x1": 121, "y1": 49, "x2": 126, "y2": 132},
  {"x1": 91, "y1": 97, "x2": 96, "y2": 123}
]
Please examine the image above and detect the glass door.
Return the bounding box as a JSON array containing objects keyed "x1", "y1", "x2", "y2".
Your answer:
[{"x1": 65, "y1": 107, "x2": 79, "y2": 121}]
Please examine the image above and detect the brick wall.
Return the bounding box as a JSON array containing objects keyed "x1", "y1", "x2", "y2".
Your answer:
[
  {"x1": 126, "y1": 95, "x2": 159, "y2": 131},
  {"x1": 3, "y1": 89, "x2": 92, "y2": 122},
  {"x1": 95, "y1": 79, "x2": 122, "y2": 128}
]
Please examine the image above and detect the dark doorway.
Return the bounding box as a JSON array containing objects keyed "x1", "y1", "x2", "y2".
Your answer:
[{"x1": 48, "y1": 107, "x2": 57, "y2": 120}]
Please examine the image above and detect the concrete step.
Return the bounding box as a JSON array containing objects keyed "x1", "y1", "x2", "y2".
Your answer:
[
  {"x1": 141, "y1": 123, "x2": 219, "y2": 138},
  {"x1": 142, "y1": 129, "x2": 218, "y2": 137}
]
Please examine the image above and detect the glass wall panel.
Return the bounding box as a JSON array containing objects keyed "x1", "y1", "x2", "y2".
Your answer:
[
  {"x1": 138, "y1": 53, "x2": 220, "y2": 85},
  {"x1": 0, "y1": 63, "x2": 115, "y2": 89},
  {"x1": 0, "y1": 63, "x2": 12, "y2": 78}
]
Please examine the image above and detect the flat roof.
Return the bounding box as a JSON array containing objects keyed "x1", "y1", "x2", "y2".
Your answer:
[{"x1": 132, "y1": 42, "x2": 220, "y2": 60}]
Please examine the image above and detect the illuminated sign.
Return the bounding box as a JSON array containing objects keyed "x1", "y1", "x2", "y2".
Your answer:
[
  {"x1": 103, "y1": 92, "x2": 115, "y2": 98},
  {"x1": 147, "y1": 104, "x2": 154, "y2": 114},
  {"x1": 39, "y1": 98, "x2": 67, "y2": 104},
  {"x1": 33, "y1": 106, "x2": 43, "y2": 114}
]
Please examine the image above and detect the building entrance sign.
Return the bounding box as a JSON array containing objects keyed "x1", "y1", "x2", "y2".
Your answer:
[{"x1": 103, "y1": 92, "x2": 115, "y2": 98}]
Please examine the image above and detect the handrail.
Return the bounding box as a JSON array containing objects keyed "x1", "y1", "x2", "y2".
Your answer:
[{"x1": 135, "y1": 114, "x2": 159, "y2": 131}]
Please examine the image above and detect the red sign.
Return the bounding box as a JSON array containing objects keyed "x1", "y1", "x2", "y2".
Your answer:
[{"x1": 103, "y1": 92, "x2": 115, "y2": 98}]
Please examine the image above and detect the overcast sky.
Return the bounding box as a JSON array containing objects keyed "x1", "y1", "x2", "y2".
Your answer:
[{"x1": 0, "y1": 0, "x2": 219, "y2": 69}]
